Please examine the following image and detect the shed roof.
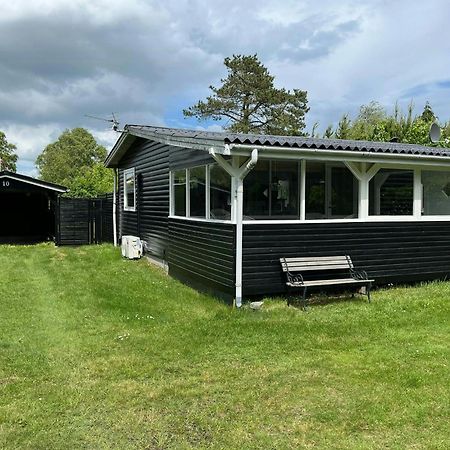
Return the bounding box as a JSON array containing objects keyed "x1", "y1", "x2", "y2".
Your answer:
[
  {"x1": 105, "y1": 124, "x2": 450, "y2": 167},
  {"x1": 0, "y1": 171, "x2": 67, "y2": 193}
]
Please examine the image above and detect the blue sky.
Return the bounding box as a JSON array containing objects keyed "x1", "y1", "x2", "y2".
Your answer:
[{"x1": 1, "y1": 0, "x2": 449, "y2": 175}]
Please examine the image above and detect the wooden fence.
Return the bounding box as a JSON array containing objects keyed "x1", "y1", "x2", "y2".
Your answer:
[{"x1": 56, "y1": 194, "x2": 114, "y2": 245}]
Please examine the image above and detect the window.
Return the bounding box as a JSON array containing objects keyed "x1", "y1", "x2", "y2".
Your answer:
[
  {"x1": 243, "y1": 160, "x2": 299, "y2": 219},
  {"x1": 190, "y1": 166, "x2": 206, "y2": 218},
  {"x1": 123, "y1": 168, "x2": 136, "y2": 211},
  {"x1": 422, "y1": 170, "x2": 450, "y2": 215},
  {"x1": 173, "y1": 169, "x2": 186, "y2": 216},
  {"x1": 210, "y1": 164, "x2": 231, "y2": 220},
  {"x1": 305, "y1": 162, "x2": 357, "y2": 219},
  {"x1": 369, "y1": 169, "x2": 413, "y2": 216},
  {"x1": 243, "y1": 160, "x2": 270, "y2": 218},
  {"x1": 271, "y1": 161, "x2": 299, "y2": 217}
]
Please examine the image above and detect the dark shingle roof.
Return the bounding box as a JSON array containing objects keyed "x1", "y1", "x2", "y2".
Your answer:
[{"x1": 126, "y1": 125, "x2": 450, "y2": 157}]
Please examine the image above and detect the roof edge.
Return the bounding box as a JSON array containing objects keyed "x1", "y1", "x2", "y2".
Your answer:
[{"x1": 0, "y1": 171, "x2": 67, "y2": 192}]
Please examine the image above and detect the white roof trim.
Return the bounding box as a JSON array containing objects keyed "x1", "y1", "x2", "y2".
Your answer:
[{"x1": 0, "y1": 174, "x2": 67, "y2": 193}]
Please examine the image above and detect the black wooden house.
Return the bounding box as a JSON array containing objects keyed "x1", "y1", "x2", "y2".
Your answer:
[{"x1": 106, "y1": 125, "x2": 450, "y2": 305}]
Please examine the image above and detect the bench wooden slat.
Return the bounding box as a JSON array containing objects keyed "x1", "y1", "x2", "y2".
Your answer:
[
  {"x1": 287, "y1": 278, "x2": 375, "y2": 287},
  {"x1": 281, "y1": 263, "x2": 351, "y2": 272},
  {"x1": 282, "y1": 256, "x2": 351, "y2": 263}
]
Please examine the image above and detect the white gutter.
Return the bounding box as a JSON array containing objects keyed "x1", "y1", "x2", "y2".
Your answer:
[
  {"x1": 227, "y1": 143, "x2": 450, "y2": 167},
  {"x1": 113, "y1": 168, "x2": 118, "y2": 247},
  {"x1": 209, "y1": 148, "x2": 259, "y2": 308}
]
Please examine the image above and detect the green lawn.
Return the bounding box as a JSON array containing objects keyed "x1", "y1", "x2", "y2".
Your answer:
[{"x1": 0, "y1": 244, "x2": 449, "y2": 449}]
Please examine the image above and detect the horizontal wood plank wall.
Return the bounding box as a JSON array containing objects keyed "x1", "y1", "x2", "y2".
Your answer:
[
  {"x1": 118, "y1": 138, "x2": 170, "y2": 259},
  {"x1": 243, "y1": 221, "x2": 450, "y2": 296},
  {"x1": 168, "y1": 218, "x2": 236, "y2": 300}
]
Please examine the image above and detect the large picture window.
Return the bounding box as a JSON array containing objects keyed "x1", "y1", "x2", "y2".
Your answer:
[
  {"x1": 243, "y1": 161, "x2": 298, "y2": 219},
  {"x1": 123, "y1": 168, "x2": 136, "y2": 211},
  {"x1": 369, "y1": 169, "x2": 413, "y2": 216},
  {"x1": 422, "y1": 171, "x2": 450, "y2": 215},
  {"x1": 210, "y1": 164, "x2": 231, "y2": 220},
  {"x1": 305, "y1": 162, "x2": 357, "y2": 219}
]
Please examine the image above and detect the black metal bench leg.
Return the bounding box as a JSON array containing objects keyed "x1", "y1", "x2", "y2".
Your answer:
[
  {"x1": 367, "y1": 283, "x2": 372, "y2": 303},
  {"x1": 302, "y1": 287, "x2": 308, "y2": 310}
]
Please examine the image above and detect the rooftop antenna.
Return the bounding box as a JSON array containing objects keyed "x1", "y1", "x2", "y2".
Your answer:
[
  {"x1": 85, "y1": 113, "x2": 122, "y2": 132},
  {"x1": 429, "y1": 122, "x2": 441, "y2": 143}
]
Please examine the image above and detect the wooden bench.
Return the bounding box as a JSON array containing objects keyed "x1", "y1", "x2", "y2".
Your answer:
[{"x1": 280, "y1": 255, "x2": 374, "y2": 308}]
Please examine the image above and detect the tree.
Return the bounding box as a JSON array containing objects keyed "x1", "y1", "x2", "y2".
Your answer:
[
  {"x1": 421, "y1": 101, "x2": 436, "y2": 123},
  {"x1": 183, "y1": 54, "x2": 309, "y2": 136},
  {"x1": 324, "y1": 101, "x2": 450, "y2": 149},
  {"x1": 0, "y1": 131, "x2": 18, "y2": 172},
  {"x1": 36, "y1": 128, "x2": 113, "y2": 197},
  {"x1": 66, "y1": 163, "x2": 114, "y2": 199}
]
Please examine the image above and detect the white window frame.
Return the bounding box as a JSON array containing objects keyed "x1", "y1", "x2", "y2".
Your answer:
[
  {"x1": 169, "y1": 159, "x2": 450, "y2": 224},
  {"x1": 123, "y1": 168, "x2": 136, "y2": 212},
  {"x1": 169, "y1": 165, "x2": 232, "y2": 223}
]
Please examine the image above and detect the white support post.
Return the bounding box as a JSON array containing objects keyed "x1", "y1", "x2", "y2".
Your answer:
[
  {"x1": 169, "y1": 171, "x2": 174, "y2": 216},
  {"x1": 209, "y1": 149, "x2": 258, "y2": 308},
  {"x1": 231, "y1": 157, "x2": 239, "y2": 223},
  {"x1": 300, "y1": 159, "x2": 306, "y2": 220},
  {"x1": 113, "y1": 168, "x2": 118, "y2": 247},
  {"x1": 413, "y1": 168, "x2": 422, "y2": 218},
  {"x1": 185, "y1": 168, "x2": 190, "y2": 218},
  {"x1": 344, "y1": 161, "x2": 380, "y2": 219},
  {"x1": 359, "y1": 177, "x2": 369, "y2": 219},
  {"x1": 205, "y1": 165, "x2": 210, "y2": 219}
]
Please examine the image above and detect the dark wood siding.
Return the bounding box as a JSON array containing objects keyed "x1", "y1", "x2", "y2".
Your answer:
[
  {"x1": 169, "y1": 146, "x2": 215, "y2": 169},
  {"x1": 118, "y1": 138, "x2": 170, "y2": 259},
  {"x1": 57, "y1": 198, "x2": 91, "y2": 245},
  {"x1": 243, "y1": 221, "x2": 450, "y2": 296},
  {"x1": 168, "y1": 218, "x2": 235, "y2": 300}
]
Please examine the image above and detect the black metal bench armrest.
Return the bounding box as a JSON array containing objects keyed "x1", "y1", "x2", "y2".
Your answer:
[
  {"x1": 287, "y1": 272, "x2": 304, "y2": 285},
  {"x1": 350, "y1": 268, "x2": 369, "y2": 281},
  {"x1": 281, "y1": 257, "x2": 304, "y2": 285}
]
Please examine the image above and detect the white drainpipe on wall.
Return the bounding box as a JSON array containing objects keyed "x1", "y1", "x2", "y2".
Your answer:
[
  {"x1": 209, "y1": 148, "x2": 258, "y2": 307},
  {"x1": 113, "y1": 168, "x2": 118, "y2": 247}
]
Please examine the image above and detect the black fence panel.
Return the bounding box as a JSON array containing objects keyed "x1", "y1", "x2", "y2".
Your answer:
[{"x1": 56, "y1": 195, "x2": 114, "y2": 246}]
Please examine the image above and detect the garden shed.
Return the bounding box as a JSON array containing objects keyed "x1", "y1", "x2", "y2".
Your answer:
[
  {"x1": 105, "y1": 125, "x2": 450, "y2": 305},
  {"x1": 0, "y1": 170, "x2": 67, "y2": 243}
]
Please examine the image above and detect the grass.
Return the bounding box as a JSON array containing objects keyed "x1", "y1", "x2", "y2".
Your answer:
[{"x1": 0, "y1": 243, "x2": 449, "y2": 449}]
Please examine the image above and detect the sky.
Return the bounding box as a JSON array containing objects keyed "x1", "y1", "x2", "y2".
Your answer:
[{"x1": 1, "y1": 0, "x2": 450, "y2": 176}]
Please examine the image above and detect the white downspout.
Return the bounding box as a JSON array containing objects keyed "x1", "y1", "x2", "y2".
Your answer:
[
  {"x1": 113, "y1": 168, "x2": 118, "y2": 247},
  {"x1": 234, "y1": 149, "x2": 258, "y2": 308},
  {"x1": 235, "y1": 176, "x2": 244, "y2": 307}
]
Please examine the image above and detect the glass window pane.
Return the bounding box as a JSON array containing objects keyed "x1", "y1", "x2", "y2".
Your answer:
[
  {"x1": 369, "y1": 169, "x2": 413, "y2": 215},
  {"x1": 305, "y1": 162, "x2": 325, "y2": 219},
  {"x1": 210, "y1": 164, "x2": 231, "y2": 220},
  {"x1": 124, "y1": 170, "x2": 135, "y2": 210},
  {"x1": 270, "y1": 161, "x2": 299, "y2": 217},
  {"x1": 244, "y1": 160, "x2": 270, "y2": 218},
  {"x1": 174, "y1": 170, "x2": 186, "y2": 216},
  {"x1": 189, "y1": 166, "x2": 206, "y2": 218},
  {"x1": 331, "y1": 166, "x2": 358, "y2": 218},
  {"x1": 305, "y1": 162, "x2": 357, "y2": 219},
  {"x1": 422, "y1": 170, "x2": 450, "y2": 215}
]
